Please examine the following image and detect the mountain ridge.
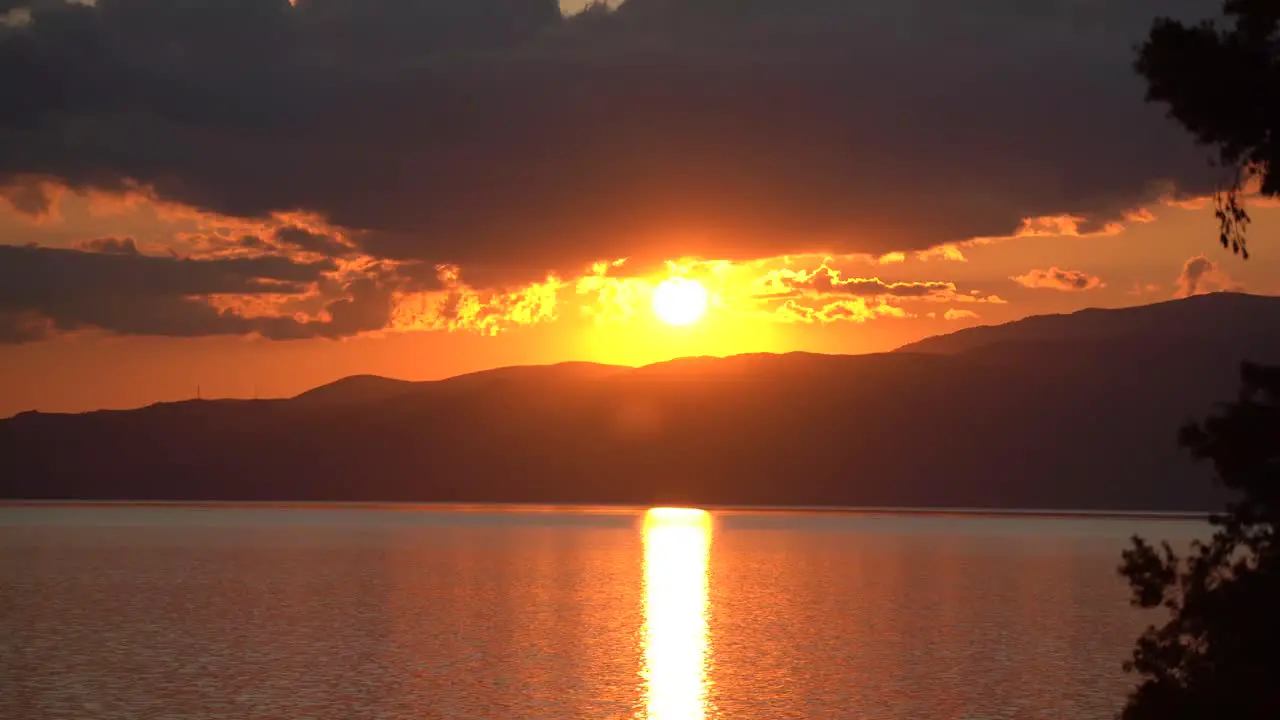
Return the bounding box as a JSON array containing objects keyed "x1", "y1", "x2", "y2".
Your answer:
[
  {"x1": 5, "y1": 292, "x2": 1278, "y2": 511},
  {"x1": 895, "y1": 291, "x2": 1280, "y2": 355}
]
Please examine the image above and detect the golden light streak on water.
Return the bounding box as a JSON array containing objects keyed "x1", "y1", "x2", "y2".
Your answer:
[{"x1": 641, "y1": 507, "x2": 713, "y2": 720}]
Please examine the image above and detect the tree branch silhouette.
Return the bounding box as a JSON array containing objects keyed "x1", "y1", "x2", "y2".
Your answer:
[
  {"x1": 1136, "y1": 1, "x2": 1280, "y2": 258},
  {"x1": 1118, "y1": 362, "x2": 1280, "y2": 719}
]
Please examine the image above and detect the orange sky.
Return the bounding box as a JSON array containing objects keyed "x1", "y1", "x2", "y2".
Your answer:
[{"x1": 0, "y1": 187, "x2": 1275, "y2": 417}]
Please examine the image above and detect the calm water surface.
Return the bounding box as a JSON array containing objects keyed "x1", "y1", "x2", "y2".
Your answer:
[{"x1": 0, "y1": 505, "x2": 1208, "y2": 720}]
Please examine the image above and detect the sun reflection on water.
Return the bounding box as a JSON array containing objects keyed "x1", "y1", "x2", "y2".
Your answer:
[{"x1": 641, "y1": 507, "x2": 713, "y2": 720}]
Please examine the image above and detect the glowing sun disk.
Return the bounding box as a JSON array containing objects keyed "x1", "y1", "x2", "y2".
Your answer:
[{"x1": 652, "y1": 278, "x2": 708, "y2": 326}]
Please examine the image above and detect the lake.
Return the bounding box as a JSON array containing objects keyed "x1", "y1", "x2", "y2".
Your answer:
[{"x1": 0, "y1": 504, "x2": 1209, "y2": 720}]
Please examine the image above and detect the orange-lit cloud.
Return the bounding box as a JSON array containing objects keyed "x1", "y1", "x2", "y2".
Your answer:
[
  {"x1": 774, "y1": 298, "x2": 908, "y2": 325},
  {"x1": 7, "y1": 198, "x2": 1033, "y2": 345},
  {"x1": 392, "y1": 265, "x2": 562, "y2": 336},
  {"x1": 168, "y1": 211, "x2": 357, "y2": 262},
  {"x1": 1012, "y1": 209, "x2": 1156, "y2": 240},
  {"x1": 915, "y1": 244, "x2": 968, "y2": 262},
  {"x1": 751, "y1": 262, "x2": 1005, "y2": 306},
  {"x1": 952, "y1": 291, "x2": 1008, "y2": 305},
  {"x1": 575, "y1": 258, "x2": 654, "y2": 325},
  {"x1": 0, "y1": 175, "x2": 64, "y2": 223},
  {"x1": 14, "y1": 166, "x2": 1273, "y2": 350},
  {"x1": 0, "y1": 244, "x2": 390, "y2": 343},
  {"x1": 567, "y1": 255, "x2": 1011, "y2": 330},
  {"x1": 0, "y1": 180, "x2": 205, "y2": 227},
  {"x1": 753, "y1": 264, "x2": 956, "y2": 299},
  {"x1": 1011, "y1": 267, "x2": 1105, "y2": 292},
  {"x1": 913, "y1": 208, "x2": 1160, "y2": 264},
  {"x1": 80, "y1": 184, "x2": 200, "y2": 221},
  {"x1": 205, "y1": 292, "x2": 318, "y2": 321},
  {"x1": 1175, "y1": 256, "x2": 1242, "y2": 298}
]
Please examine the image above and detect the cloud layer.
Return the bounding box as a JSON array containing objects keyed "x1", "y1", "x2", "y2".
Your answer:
[
  {"x1": 1175, "y1": 255, "x2": 1241, "y2": 298},
  {"x1": 1, "y1": 0, "x2": 1217, "y2": 282},
  {"x1": 0, "y1": 244, "x2": 391, "y2": 342},
  {"x1": 752, "y1": 262, "x2": 1006, "y2": 306},
  {"x1": 1011, "y1": 267, "x2": 1106, "y2": 292}
]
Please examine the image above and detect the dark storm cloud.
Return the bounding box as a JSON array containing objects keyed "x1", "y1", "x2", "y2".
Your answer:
[
  {"x1": 0, "y1": 0, "x2": 1221, "y2": 282},
  {"x1": 0, "y1": 244, "x2": 333, "y2": 304},
  {"x1": 0, "y1": 244, "x2": 391, "y2": 341}
]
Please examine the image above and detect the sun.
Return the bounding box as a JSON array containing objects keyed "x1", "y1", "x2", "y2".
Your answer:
[{"x1": 652, "y1": 278, "x2": 708, "y2": 326}]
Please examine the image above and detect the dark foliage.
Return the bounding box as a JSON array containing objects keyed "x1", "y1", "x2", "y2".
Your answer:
[
  {"x1": 1135, "y1": 0, "x2": 1280, "y2": 259},
  {"x1": 1118, "y1": 361, "x2": 1280, "y2": 719}
]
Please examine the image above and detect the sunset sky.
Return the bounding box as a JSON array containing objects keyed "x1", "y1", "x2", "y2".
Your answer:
[{"x1": 1, "y1": 0, "x2": 1276, "y2": 417}]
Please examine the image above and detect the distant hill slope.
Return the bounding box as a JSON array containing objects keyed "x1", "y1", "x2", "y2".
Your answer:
[
  {"x1": 432, "y1": 361, "x2": 629, "y2": 391},
  {"x1": 895, "y1": 292, "x2": 1280, "y2": 356},
  {"x1": 291, "y1": 363, "x2": 627, "y2": 407},
  {"x1": 291, "y1": 375, "x2": 422, "y2": 407},
  {"x1": 5, "y1": 294, "x2": 1279, "y2": 511}
]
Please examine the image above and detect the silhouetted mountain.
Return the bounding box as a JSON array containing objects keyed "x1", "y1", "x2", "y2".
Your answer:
[
  {"x1": 5, "y1": 293, "x2": 1280, "y2": 511},
  {"x1": 292, "y1": 375, "x2": 420, "y2": 407},
  {"x1": 293, "y1": 362, "x2": 630, "y2": 407},
  {"x1": 897, "y1": 292, "x2": 1280, "y2": 355}
]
